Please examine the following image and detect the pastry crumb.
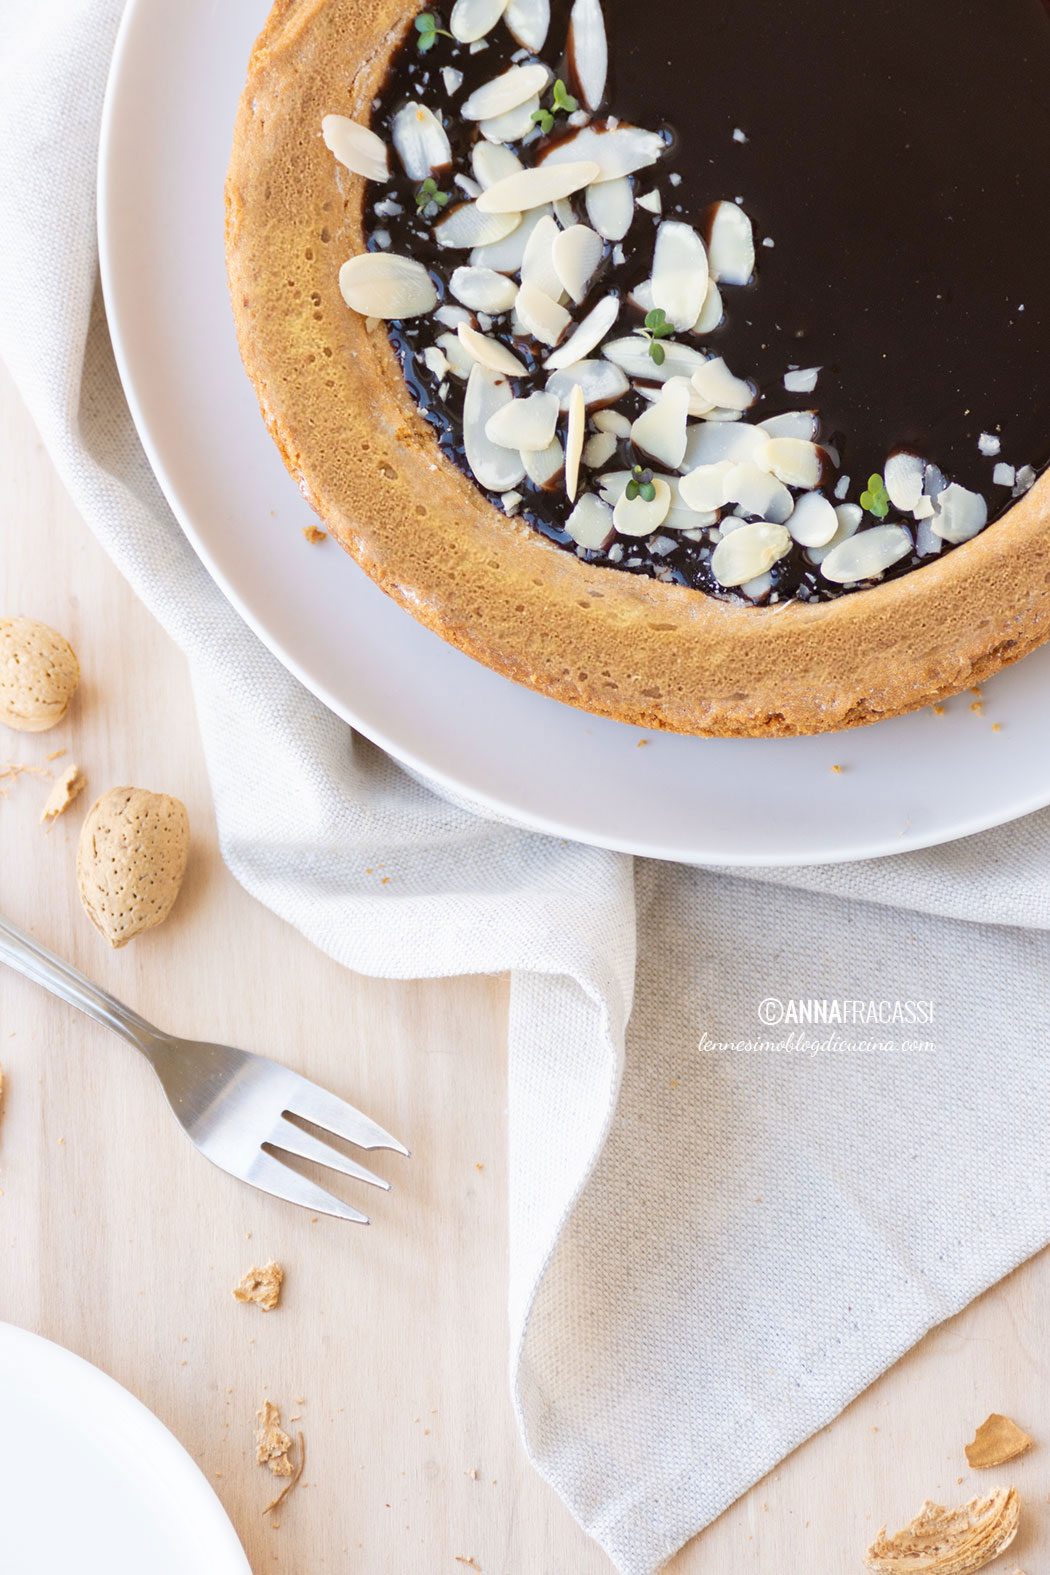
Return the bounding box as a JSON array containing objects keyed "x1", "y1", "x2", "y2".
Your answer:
[
  {"x1": 41, "y1": 763, "x2": 86, "y2": 823},
  {"x1": 864, "y1": 1487, "x2": 1020, "y2": 1573},
  {"x1": 970, "y1": 700, "x2": 984, "y2": 716},
  {"x1": 636, "y1": 737, "x2": 649, "y2": 748},
  {"x1": 830, "y1": 763, "x2": 843, "y2": 775},
  {"x1": 45, "y1": 748, "x2": 66, "y2": 761},
  {"x1": 454, "y1": 1559, "x2": 481, "y2": 1570},
  {"x1": 302, "y1": 525, "x2": 327, "y2": 544},
  {"x1": 931, "y1": 703, "x2": 946, "y2": 716},
  {"x1": 965, "y1": 1414, "x2": 1033, "y2": 1469},
  {"x1": 256, "y1": 1400, "x2": 294, "y2": 1477},
  {"x1": 0, "y1": 761, "x2": 49, "y2": 797},
  {"x1": 992, "y1": 722, "x2": 1002, "y2": 733},
  {"x1": 234, "y1": 1261, "x2": 284, "y2": 1311}
]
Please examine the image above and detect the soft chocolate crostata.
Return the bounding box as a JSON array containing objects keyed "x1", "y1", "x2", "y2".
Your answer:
[{"x1": 226, "y1": 0, "x2": 1050, "y2": 736}]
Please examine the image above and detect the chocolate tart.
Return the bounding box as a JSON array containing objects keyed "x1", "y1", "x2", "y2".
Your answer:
[{"x1": 225, "y1": 0, "x2": 1050, "y2": 736}]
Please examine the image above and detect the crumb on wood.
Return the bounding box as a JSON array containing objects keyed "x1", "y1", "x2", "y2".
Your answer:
[
  {"x1": 302, "y1": 525, "x2": 327, "y2": 545},
  {"x1": 454, "y1": 1559, "x2": 481, "y2": 1570},
  {"x1": 970, "y1": 700, "x2": 984, "y2": 716},
  {"x1": 234, "y1": 1261, "x2": 284, "y2": 1311},
  {"x1": 830, "y1": 763, "x2": 843, "y2": 775},
  {"x1": 931, "y1": 703, "x2": 946, "y2": 716},
  {"x1": 41, "y1": 763, "x2": 86, "y2": 823},
  {"x1": 263, "y1": 1430, "x2": 306, "y2": 1521},
  {"x1": 0, "y1": 761, "x2": 49, "y2": 798},
  {"x1": 45, "y1": 748, "x2": 66, "y2": 761},
  {"x1": 992, "y1": 722, "x2": 1002, "y2": 733},
  {"x1": 636, "y1": 738, "x2": 649, "y2": 748},
  {"x1": 256, "y1": 1401, "x2": 294, "y2": 1477}
]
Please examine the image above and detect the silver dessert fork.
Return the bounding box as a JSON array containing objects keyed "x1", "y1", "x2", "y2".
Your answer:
[{"x1": 0, "y1": 914, "x2": 407, "y2": 1222}]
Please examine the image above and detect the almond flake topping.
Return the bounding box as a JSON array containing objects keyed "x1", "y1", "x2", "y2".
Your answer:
[
  {"x1": 458, "y1": 322, "x2": 529, "y2": 374},
  {"x1": 706, "y1": 200, "x2": 755, "y2": 286},
  {"x1": 566, "y1": 492, "x2": 615, "y2": 548},
  {"x1": 539, "y1": 123, "x2": 665, "y2": 183},
  {"x1": 485, "y1": 391, "x2": 560, "y2": 450},
  {"x1": 476, "y1": 160, "x2": 601, "y2": 213},
  {"x1": 449, "y1": 265, "x2": 519, "y2": 312},
  {"x1": 711, "y1": 522, "x2": 792, "y2": 587},
  {"x1": 435, "y1": 200, "x2": 522, "y2": 249},
  {"x1": 567, "y1": 0, "x2": 608, "y2": 112},
  {"x1": 450, "y1": 0, "x2": 510, "y2": 44},
  {"x1": 461, "y1": 63, "x2": 550, "y2": 120},
  {"x1": 322, "y1": 115, "x2": 390, "y2": 182},
  {"x1": 651, "y1": 220, "x2": 709, "y2": 332},
  {"x1": 463, "y1": 363, "x2": 526, "y2": 490},
  {"x1": 546, "y1": 355, "x2": 628, "y2": 408},
  {"x1": 785, "y1": 489, "x2": 837, "y2": 546},
  {"x1": 504, "y1": 0, "x2": 550, "y2": 51},
  {"x1": 519, "y1": 213, "x2": 564, "y2": 298},
  {"x1": 932, "y1": 482, "x2": 988, "y2": 543},
  {"x1": 585, "y1": 176, "x2": 634, "y2": 241},
  {"x1": 630, "y1": 378, "x2": 690, "y2": 471},
  {"x1": 338, "y1": 253, "x2": 437, "y2": 318},
  {"x1": 820, "y1": 523, "x2": 911, "y2": 583},
  {"x1": 391, "y1": 102, "x2": 453, "y2": 180},
  {"x1": 565, "y1": 382, "x2": 586, "y2": 502},
  {"x1": 552, "y1": 224, "x2": 604, "y2": 303},
  {"x1": 516, "y1": 281, "x2": 572, "y2": 345},
  {"x1": 613, "y1": 477, "x2": 672, "y2": 535},
  {"x1": 690, "y1": 356, "x2": 754, "y2": 412},
  {"x1": 545, "y1": 293, "x2": 620, "y2": 371}
]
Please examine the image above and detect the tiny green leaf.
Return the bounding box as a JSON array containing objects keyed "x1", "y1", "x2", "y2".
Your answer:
[
  {"x1": 649, "y1": 342, "x2": 666, "y2": 365},
  {"x1": 531, "y1": 107, "x2": 555, "y2": 134},
  {"x1": 625, "y1": 480, "x2": 639, "y2": 501},
  {"x1": 639, "y1": 481, "x2": 656, "y2": 502}
]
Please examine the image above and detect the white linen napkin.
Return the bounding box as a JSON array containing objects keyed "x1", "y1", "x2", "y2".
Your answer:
[{"x1": 3, "y1": 5, "x2": 1049, "y2": 1570}]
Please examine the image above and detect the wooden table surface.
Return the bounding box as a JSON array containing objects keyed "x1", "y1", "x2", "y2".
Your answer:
[{"x1": 2, "y1": 360, "x2": 1048, "y2": 1574}]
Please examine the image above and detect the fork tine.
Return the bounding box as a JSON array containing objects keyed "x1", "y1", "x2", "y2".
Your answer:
[
  {"x1": 286, "y1": 1080, "x2": 410, "y2": 1157},
  {"x1": 244, "y1": 1150, "x2": 370, "y2": 1224},
  {"x1": 267, "y1": 1117, "x2": 390, "y2": 1191}
]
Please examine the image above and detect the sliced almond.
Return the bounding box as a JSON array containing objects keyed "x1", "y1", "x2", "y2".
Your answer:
[
  {"x1": 820, "y1": 523, "x2": 911, "y2": 583},
  {"x1": 516, "y1": 281, "x2": 572, "y2": 345},
  {"x1": 932, "y1": 482, "x2": 988, "y2": 543},
  {"x1": 463, "y1": 363, "x2": 526, "y2": 490},
  {"x1": 435, "y1": 201, "x2": 522, "y2": 249},
  {"x1": 321, "y1": 115, "x2": 389, "y2": 182},
  {"x1": 565, "y1": 492, "x2": 615, "y2": 548},
  {"x1": 477, "y1": 161, "x2": 601, "y2": 214},
  {"x1": 601, "y1": 334, "x2": 705, "y2": 383},
  {"x1": 635, "y1": 378, "x2": 713, "y2": 418},
  {"x1": 630, "y1": 378, "x2": 690, "y2": 470},
  {"x1": 456, "y1": 322, "x2": 528, "y2": 374},
  {"x1": 485, "y1": 391, "x2": 560, "y2": 450},
  {"x1": 783, "y1": 366, "x2": 820, "y2": 394},
  {"x1": 691, "y1": 356, "x2": 754, "y2": 411},
  {"x1": 522, "y1": 436, "x2": 565, "y2": 488},
  {"x1": 472, "y1": 140, "x2": 523, "y2": 188},
  {"x1": 725, "y1": 462, "x2": 794, "y2": 523},
  {"x1": 567, "y1": 0, "x2": 608, "y2": 111},
  {"x1": 711, "y1": 521, "x2": 791, "y2": 587},
  {"x1": 338, "y1": 252, "x2": 437, "y2": 318},
  {"x1": 449, "y1": 265, "x2": 519, "y2": 313},
  {"x1": 785, "y1": 489, "x2": 837, "y2": 545},
  {"x1": 636, "y1": 189, "x2": 661, "y2": 215},
  {"x1": 435, "y1": 329, "x2": 476, "y2": 378},
  {"x1": 695, "y1": 279, "x2": 724, "y2": 334},
  {"x1": 552, "y1": 223, "x2": 603, "y2": 303},
  {"x1": 458, "y1": 322, "x2": 529, "y2": 374},
  {"x1": 479, "y1": 96, "x2": 540, "y2": 144},
  {"x1": 706, "y1": 200, "x2": 755, "y2": 286},
  {"x1": 808, "y1": 502, "x2": 861, "y2": 565},
  {"x1": 884, "y1": 450, "x2": 926, "y2": 513},
  {"x1": 681, "y1": 420, "x2": 770, "y2": 473},
  {"x1": 544, "y1": 293, "x2": 619, "y2": 371},
  {"x1": 471, "y1": 203, "x2": 551, "y2": 272},
  {"x1": 585, "y1": 175, "x2": 634, "y2": 240},
  {"x1": 546, "y1": 354, "x2": 628, "y2": 408},
  {"x1": 390, "y1": 102, "x2": 452, "y2": 180},
  {"x1": 765, "y1": 436, "x2": 826, "y2": 489},
  {"x1": 678, "y1": 461, "x2": 733, "y2": 513},
  {"x1": 520, "y1": 213, "x2": 564, "y2": 298},
  {"x1": 565, "y1": 383, "x2": 586, "y2": 502},
  {"x1": 593, "y1": 407, "x2": 631, "y2": 437},
  {"x1": 651, "y1": 220, "x2": 709, "y2": 332},
  {"x1": 539, "y1": 122, "x2": 665, "y2": 183},
  {"x1": 864, "y1": 1488, "x2": 1020, "y2": 1575},
  {"x1": 583, "y1": 429, "x2": 618, "y2": 468},
  {"x1": 461, "y1": 63, "x2": 550, "y2": 120},
  {"x1": 504, "y1": 0, "x2": 550, "y2": 50},
  {"x1": 613, "y1": 478, "x2": 672, "y2": 536},
  {"x1": 759, "y1": 410, "x2": 819, "y2": 441},
  {"x1": 450, "y1": 0, "x2": 510, "y2": 43},
  {"x1": 442, "y1": 66, "x2": 464, "y2": 96}
]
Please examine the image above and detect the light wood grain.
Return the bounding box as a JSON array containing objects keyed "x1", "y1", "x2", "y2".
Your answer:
[{"x1": 1, "y1": 360, "x2": 1048, "y2": 1574}]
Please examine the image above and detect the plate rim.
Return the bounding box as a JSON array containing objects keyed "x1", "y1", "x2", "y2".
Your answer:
[
  {"x1": 95, "y1": 0, "x2": 1050, "y2": 868},
  {"x1": 0, "y1": 1320, "x2": 251, "y2": 1571}
]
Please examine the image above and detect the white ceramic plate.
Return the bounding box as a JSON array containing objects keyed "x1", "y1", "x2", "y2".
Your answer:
[
  {"x1": 0, "y1": 1322, "x2": 250, "y2": 1574},
  {"x1": 97, "y1": 0, "x2": 1050, "y2": 866}
]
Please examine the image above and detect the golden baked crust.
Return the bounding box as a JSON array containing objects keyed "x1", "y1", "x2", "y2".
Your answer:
[{"x1": 225, "y1": 0, "x2": 1050, "y2": 737}]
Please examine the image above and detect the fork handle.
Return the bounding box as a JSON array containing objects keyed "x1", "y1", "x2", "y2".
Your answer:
[{"x1": 0, "y1": 913, "x2": 163, "y2": 1057}]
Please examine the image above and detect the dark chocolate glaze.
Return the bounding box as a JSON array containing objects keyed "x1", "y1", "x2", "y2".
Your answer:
[{"x1": 367, "y1": 0, "x2": 1050, "y2": 601}]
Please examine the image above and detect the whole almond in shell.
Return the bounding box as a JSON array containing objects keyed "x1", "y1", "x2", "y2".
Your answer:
[
  {"x1": 77, "y1": 787, "x2": 189, "y2": 948},
  {"x1": 0, "y1": 617, "x2": 80, "y2": 732}
]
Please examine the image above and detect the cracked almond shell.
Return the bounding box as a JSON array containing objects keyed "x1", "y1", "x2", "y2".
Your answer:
[{"x1": 225, "y1": 0, "x2": 1050, "y2": 737}]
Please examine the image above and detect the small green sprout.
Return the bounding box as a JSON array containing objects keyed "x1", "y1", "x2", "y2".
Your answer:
[
  {"x1": 415, "y1": 176, "x2": 450, "y2": 217},
  {"x1": 530, "y1": 78, "x2": 579, "y2": 135},
  {"x1": 860, "y1": 472, "x2": 890, "y2": 519},
  {"x1": 625, "y1": 464, "x2": 657, "y2": 503},
  {"x1": 636, "y1": 307, "x2": 675, "y2": 365},
  {"x1": 414, "y1": 11, "x2": 450, "y2": 51}
]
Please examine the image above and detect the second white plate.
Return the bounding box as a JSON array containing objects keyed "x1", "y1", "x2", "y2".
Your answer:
[{"x1": 97, "y1": 0, "x2": 1050, "y2": 865}]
